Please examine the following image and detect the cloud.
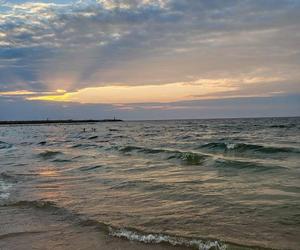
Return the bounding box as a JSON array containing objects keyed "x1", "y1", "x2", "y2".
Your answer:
[{"x1": 0, "y1": 0, "x2": 299, "y2": 107}]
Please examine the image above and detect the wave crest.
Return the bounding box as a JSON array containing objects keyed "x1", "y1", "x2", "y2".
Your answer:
[
  {"x1": 78, "y1": 165, "x2": 103, "y2": 171},
  {"x1": 37, "y1": 151, "x2": 63, "y2": 159},
  {"x1": 109, "y1": 228, "x2": 227, "y2": 250},
  {"x1": 0, "y1": 141, "x2": 12, "y2": 149},
  {"x1": 117, "y1": 146, "x2": 209, "y2": 165},
  {"x1": 200, "y1": 142, "x2": 298, "y2": 154}
]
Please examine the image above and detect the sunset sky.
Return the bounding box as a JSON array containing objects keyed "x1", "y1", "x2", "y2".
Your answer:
[{"x1": 0, "y1": 0, "x2": 299, "y2": 120}]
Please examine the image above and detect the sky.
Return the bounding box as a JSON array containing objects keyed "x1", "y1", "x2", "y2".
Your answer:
[{"x1": 0, "y1": 0, "x2": 299, "y2": 120}]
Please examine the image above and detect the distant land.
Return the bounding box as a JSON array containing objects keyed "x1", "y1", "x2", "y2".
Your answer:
[{"x1": 0, "y1": 119, "x2": 123, "y2": 125}]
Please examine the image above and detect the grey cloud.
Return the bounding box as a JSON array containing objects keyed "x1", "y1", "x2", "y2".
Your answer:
[{"x1": 0, "y1": 0, "x2": 299, "y2": 94}]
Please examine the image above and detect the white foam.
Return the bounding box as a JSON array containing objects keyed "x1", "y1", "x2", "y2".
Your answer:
[
  {"x1": 0, "y1": 180, "x2": 13, "y2": 199},
  {"x1": 225, "y1": 143, "x2": 237, "y2": 150},
  {"x1": 109, "y1": 228, "x2": 227, "y2": 250}
]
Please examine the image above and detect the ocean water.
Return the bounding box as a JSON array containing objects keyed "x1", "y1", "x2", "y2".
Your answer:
[{"x1": 0, "y1": 117, "x2": 299, "y2": 250}]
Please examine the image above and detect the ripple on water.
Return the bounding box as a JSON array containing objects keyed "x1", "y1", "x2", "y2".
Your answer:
[
  {"x1": 0, "y1": 141, "x2": 13, "y2": 149},
  {"x1": 37, "y1": 150, "x2": 63, "y2": 159},
  {"x1": 0, "y1": 179, "x2": 13, "y2": 200},
  {"x1": 199, "y1": 142, "x2": 300, "y2": 155}
]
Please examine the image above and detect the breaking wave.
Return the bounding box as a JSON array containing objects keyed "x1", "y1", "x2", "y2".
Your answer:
[
  {"x1": 109, "y1": 228, "x2": 227, "y2": 250},
  {"x1": 199, "y1": 142, "x2": 299, "y2": 154},
  {"x1": 2, "y1": 199, "x2": 228, "y2": 250}
]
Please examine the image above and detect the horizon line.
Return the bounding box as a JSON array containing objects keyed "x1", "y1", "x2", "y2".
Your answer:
[{"x1": 0, "y1": 115, "x2": 299, "y2": 124}]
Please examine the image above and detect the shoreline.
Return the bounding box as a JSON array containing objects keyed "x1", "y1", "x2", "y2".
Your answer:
[
  {"x1": 0, "y1": 200, "x2": 269, "y2": 250},
  {"x1": 0, "y1": 203, "x2": 193, "y2": 250}
]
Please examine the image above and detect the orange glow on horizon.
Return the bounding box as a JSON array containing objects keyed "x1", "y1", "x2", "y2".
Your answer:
[
  {"x1": 0, "y1": 90, "x2": 37, "y2": 96},
  {"x1": 27, "y1": 80, "x2": 237, "y2": 103},
  {"x1": 20, "y1": 76, "x2": 282, "y2": 104}
]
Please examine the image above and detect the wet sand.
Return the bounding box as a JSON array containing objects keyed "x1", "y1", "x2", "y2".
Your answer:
[{"x1": 0, "y1": 205, "x2": 189, "y2": 250}]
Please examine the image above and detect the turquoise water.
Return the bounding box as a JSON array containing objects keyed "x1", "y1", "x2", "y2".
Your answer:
[{"x1": 0, "y1": 117, "x2": 299, "y2": 249}]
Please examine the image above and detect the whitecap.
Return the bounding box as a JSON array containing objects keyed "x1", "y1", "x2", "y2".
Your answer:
[
  {"x1": 225, "y1": 142, "x2": 237, "y2": 150},
  {"x1": 109, "y1": 227, "x2": 227, "y2": 250},
  {"x1": 0, "y1": 180, "x2": 13, "y2": 199}
]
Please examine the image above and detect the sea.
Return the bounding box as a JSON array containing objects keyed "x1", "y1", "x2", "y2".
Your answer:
[{"x1": 0, "y1": 117, "x2": 299, "y2": 250}]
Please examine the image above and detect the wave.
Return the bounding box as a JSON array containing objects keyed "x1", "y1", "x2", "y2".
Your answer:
[
  {"x1": 4, "y1": 199, "x2": 278, "y2": 249},
  {"x1": 2, "y1": 199, "x2": 109, "y2": 233},
  {"x1": 118, "y1": 145, "x2": 162, "y2": 154},
  {"x1": 0, "y1": 174, "x2": 14, "y2": 200},
  {"x1": 2, "y1": 199, "x2": 228, "y2": 250},
  {"x1": 169, "y1": 152, "x2": 208, "y2": 165},
  {"x1": 213, "y1": 159, "x2": 285, "y2": 172},
  {"x1": 51, "y1": 159, "x2": 72, "y2": 163},
  {"x1": 71, "y1": 143, "x2": 98, "y2": 149},
  {"x1": 0, "y1": 181, "x2": 13, "y2": 199},
  {"x1": 109, "y1": 128, "x2": 119, "y2": 132},
  {"x1": 4, "y1": 200, "x2": 57, "y2": 208},
  {"x1": 143, "y1": 133, "x2": 159, "y2": 137},
  {"x1": 78, "y1": 165, "x2": 103, "y2": 171},
  {"x1": 116, "y1": 146, "x2": 209, "y2": 165},
  {"x1": 199, "y1": 142, "x2": 299, "y2": 154},
  {"x1": 113, "y1": 145, "x2": 284, "y2": 172},
  {"x1": 114, "y1": 145, "x2": 285, "y2": 171},
  {"x1": 0, "y1": 171, "x2": 40, "y2": 184},
  {"x1": 178, "y1": 134, "x2": 194, "y2": 140},
  {"x1": 37, "y1": 150, "x2": 63, "y2": 159},
  {"x1": 0, "y1": 231, "x2": 45, "y2": 240},
  {"x1": 0, "y1": 141, "x2": 12, "y2": 149},
  {"x1": 109, "y1": 228, "x2": 227, "y2": 250},
  {"x1": 269, "y1": 124, "x2": 296, "y2": 129},
  {"x1": 0, "y1": 172, "x2": 18, "y2": 183},
  {"x1": 88, "y1": 135, "x2": 98, "y2": 140}
]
